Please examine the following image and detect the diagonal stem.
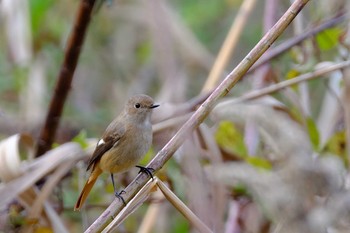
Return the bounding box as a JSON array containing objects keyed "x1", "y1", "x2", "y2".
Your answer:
[{"x1": 85, "y1": 0, "x2": 310, "y2": 232}]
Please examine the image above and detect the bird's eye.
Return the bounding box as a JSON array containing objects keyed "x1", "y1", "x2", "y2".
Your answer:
[{"x1": 134, "y1": 103, "x2": 141, "y2": 108}]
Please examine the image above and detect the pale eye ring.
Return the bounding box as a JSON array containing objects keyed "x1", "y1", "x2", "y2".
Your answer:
[{"x1": 134, "y1": 103, "x2": 141, "y2": 108}]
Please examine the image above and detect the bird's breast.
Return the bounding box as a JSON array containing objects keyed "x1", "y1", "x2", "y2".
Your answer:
[{"x1": 99, "y1": 124, "x2": 152, "y2": 174}]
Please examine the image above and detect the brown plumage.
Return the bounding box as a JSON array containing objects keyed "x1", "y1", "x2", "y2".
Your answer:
[{"x1": 74, "y1": 94, "x2": 159, "y2": 211}]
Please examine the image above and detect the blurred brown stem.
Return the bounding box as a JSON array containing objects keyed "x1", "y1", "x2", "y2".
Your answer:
[
  {"x1": 85, "y1": 0, "x2": 310, "y2": 232},
  {"x1": 35, "y1": 0, "x2": 96, "y2": 157}
]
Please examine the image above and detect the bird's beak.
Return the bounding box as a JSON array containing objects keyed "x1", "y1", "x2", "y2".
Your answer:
[{"x1": 150, "y1": 104, "x2": 160, "y2": 109}]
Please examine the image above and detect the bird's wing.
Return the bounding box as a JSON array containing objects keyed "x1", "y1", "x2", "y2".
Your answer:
[{"x1": 86, "y1": 122, "x2": 125, "y2": 171}]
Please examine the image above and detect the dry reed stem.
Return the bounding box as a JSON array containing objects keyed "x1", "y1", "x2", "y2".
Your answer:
[
  {"x1": 103, "y1": 178, "x2": 213, "y2": 233},
  {"x1": 102, "y1": 179, "x2": 156, "y2": 233},
  {"x1": 224, "y1": 60, "x2": 350, "y2": 105},
  {"x1": 156, "y1": 178, "x2": 213, "y2": 233},
  {"x1": 202, "y1": 0, "x2": 257, "y2": 93},
  {"x1": 85, "y1": 1, "x2": 310, "y2": 232},
  {"x1": 137, "y1": 189, "x2": 163, "y2": 233}
]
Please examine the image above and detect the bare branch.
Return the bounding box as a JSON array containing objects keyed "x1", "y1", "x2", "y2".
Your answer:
[{"x1": 35, "y1": 0, "x2": 97, "y2": 157}]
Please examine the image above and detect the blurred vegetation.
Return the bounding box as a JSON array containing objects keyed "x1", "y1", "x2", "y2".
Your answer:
[{"x1": 0, "y1": 0, "x2": 350, "y2": 232}]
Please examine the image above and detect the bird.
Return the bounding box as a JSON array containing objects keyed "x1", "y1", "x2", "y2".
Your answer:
[{"x1": 74, "y1": 94, "x2": 159, "y2": 211}]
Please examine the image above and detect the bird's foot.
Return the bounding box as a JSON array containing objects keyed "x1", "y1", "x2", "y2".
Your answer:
[
  {"x1": 115, "y1": 190, "x2": 126, "y2": 206},
  {"x1": 136, "y1": 165, "x2": 155, "y2": 179}
]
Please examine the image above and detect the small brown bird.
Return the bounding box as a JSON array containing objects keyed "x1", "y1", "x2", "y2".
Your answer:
[{"x1": 74, "y1": 94, "x2": 159, "y2": 211}]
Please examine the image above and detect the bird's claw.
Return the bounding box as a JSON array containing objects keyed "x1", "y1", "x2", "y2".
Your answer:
[
  {"x1": 115, "y1": 190, "x2": 126, "y2": 206},
  {"x1": 136, "y1": 165, "x2": 155, "y2": 179}
]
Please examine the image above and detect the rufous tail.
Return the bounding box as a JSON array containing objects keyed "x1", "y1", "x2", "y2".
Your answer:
[{"x1": 74, "y1": 168, "x2": 102, "y2": 211}]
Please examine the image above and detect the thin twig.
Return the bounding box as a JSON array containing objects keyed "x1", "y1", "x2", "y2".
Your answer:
[
  {"x1": 35, "y1": 0, "x2": 97, "y2": 157},
  {"x1": 249, "y1": 13, "x2": 348, "y2": 73},
  {"x1": 85, "y1": 1, "x2": 310, "y2": 232},
  {"x1": 220, "y1": 60, "x2": 350, "y2": 105}
]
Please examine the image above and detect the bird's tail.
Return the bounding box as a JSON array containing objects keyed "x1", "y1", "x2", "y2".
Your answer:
[{"x1": 74, "y1": 168, "x2": 102, "y2": 211}]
